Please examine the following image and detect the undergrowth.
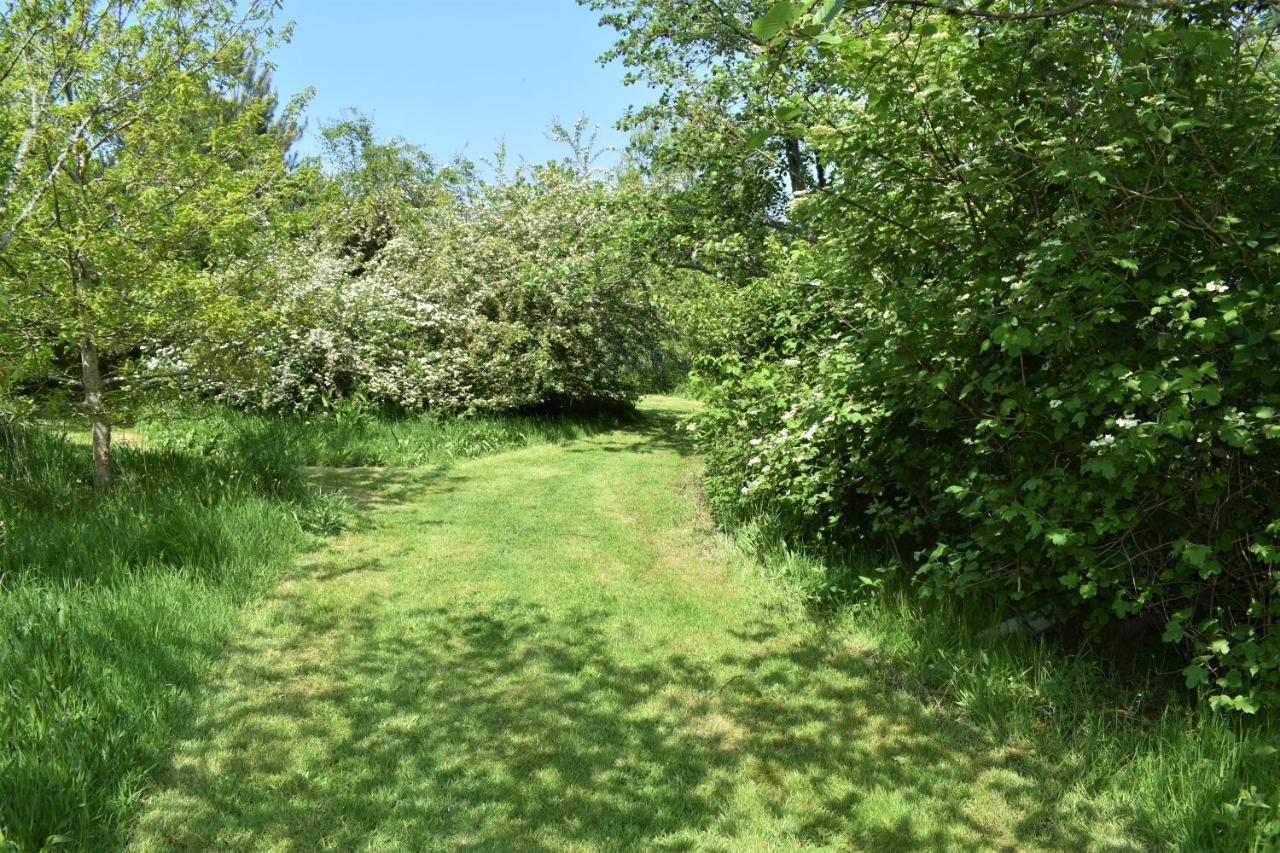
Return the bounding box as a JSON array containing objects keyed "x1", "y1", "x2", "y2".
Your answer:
[
  {"x1": 136, "y1": 400, "x2": 629, "y2": 468},
  {"x1": 733, "y1": 516, "x2": 1280, "y2": 851}
]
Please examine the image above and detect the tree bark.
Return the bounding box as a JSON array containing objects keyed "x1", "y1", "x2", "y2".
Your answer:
[
  {"x1": 784, "y1": 136, "x2": 809, "y2": 195},
  {"x1": 78, "y1": 334, "x2": 112, "y2": 491}
]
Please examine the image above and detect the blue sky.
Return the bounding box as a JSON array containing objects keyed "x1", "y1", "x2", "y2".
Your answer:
[{"x1": 268, "y1": 0, "x2": 649, "y2": 167}]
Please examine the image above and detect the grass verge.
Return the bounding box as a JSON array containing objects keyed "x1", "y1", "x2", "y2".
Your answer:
[
  {"x1": 136, "y1": 402, "x2": 629, "y2": 468},
  {"x1": 735, "y1": 518, "x2": 1280, "y2": 850}
]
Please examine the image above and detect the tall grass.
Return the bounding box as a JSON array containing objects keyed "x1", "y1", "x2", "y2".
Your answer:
[
  {"x1": 734, "y1": 517, "x2": 1280, "y2": 850},
  {"x1": 0, "y1": 423, "x2": 338, "y2": 850},
  {"x1": 136, "y1": 401, "x2": 628, "y2": 468}
]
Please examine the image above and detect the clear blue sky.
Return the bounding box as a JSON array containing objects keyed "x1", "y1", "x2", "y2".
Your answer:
[{"x1": 267, "y1": 0, "x2": 650, "y2": 167}]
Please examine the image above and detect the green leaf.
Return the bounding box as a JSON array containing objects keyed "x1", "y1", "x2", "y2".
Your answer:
[
  {"x1": 1162, "y1": 621, "x2": 1185, "y2": 643},
  {"x1": 1183, "y1": 665, "x2": 1209, "y2": 688},
  {"x1": 918, "y1": 21, "x2": 938, "y2": 38},
  {"x1": 743, "y1": 127, "x2": 772, "y2": 149},
  {"x1": 1192, "y1": 385, "x2": 1222, "y2": 406},
  {"x1": 775, "y1": 105, "x2": 803, "y2": 122},
  {"x1": 752, "y1": 1, "x2": 804, "y2": 42},
  {"x1": 811, "y1": 0, "x2": 846, "y2": 27}
]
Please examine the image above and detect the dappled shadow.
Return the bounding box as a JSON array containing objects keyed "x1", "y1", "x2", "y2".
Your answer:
[
  {"x1": 570, "y1": 403, "x2": 699, "y2": 458},
  {"x1": 302, "y1": 465, "x2": 471, "y2": 513},
  {"x1": 136, "y1": 597, "x2": 1134, "y2": 850}
]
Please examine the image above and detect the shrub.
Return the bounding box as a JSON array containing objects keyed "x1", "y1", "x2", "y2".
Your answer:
[
  {"x1": 695, "y1": 5, "x2": 1280, "y2": 710},
  {"x1": 213, "y1": 157, "x2": 664, "y2": 415}
]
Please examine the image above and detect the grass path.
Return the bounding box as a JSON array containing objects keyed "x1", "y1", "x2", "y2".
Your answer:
[{"x1": 130, "y1": 397, "x2": 1135, "y2": 851}]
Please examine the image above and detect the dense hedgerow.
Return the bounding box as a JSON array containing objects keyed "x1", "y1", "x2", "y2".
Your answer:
[{"x1": 693, "y1": 5, "x2": 1280, "y2": 710}]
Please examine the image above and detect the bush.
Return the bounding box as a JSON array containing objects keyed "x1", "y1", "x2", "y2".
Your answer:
[
  {"x1": 213, "y1": 157, "x2": 664, "y2": 415},
  {"x1": 695, "y1": 5, "x2": 1280, "y2": 710}
]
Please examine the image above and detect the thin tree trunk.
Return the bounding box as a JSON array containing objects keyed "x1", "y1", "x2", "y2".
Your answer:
[
  {"x1": 784, "y1": 136, "x2": 809, "y2": 195},
  {"x1": 78, "y1": 334, "x2": 112, "y2": 491}
]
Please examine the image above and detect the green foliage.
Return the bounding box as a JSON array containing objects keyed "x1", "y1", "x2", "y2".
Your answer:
[
  {"x1": 685, "y1": 4, "x2": 1280, "y2": 710},
  {"x1": 591, "y1": 1, "x2": 1280, "y2": 710},
  {"x1": 0, "y1": 0, "x2": 304, "y2": 487},
  {"x1": 0, "y1": 0, "x2": 294, "y2": 375}
]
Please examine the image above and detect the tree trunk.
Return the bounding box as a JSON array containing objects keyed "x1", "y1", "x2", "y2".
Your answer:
[
  {"x1": 79, "y1": 334, "x2": 112, "y2": 491},
  {"x1": 784, "y1": 136, "x2": 809, "y2": 195}
]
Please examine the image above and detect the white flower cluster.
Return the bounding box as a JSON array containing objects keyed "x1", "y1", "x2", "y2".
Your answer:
[
  {"x1": 739, "y1": 396, "x2": 831, "y2": 496},
  {"x1": 200, "y1": 165, "x2": 662, "y2": 413}
]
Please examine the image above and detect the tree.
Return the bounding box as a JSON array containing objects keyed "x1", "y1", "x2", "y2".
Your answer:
[
  {"x1": 227, "y1": 45, "x2": 306, "y2": 164},
  {"x1": 0, "y1": 0, "x2": 294, "y2": 489},
  {"x1": 311, "y1": 109, "x2": 466, "y2": 271}
]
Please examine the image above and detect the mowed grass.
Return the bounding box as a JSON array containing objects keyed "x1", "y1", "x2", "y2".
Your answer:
[
  {"x1": 0, "y1": 405, "x2": 625, "y2": 852},
  {"x1": 129, "y1": 397, "x2": 1277, "y2": 851}
]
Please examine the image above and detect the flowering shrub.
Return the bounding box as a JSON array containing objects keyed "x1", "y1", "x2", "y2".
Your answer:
[
  {"x1": 218, "y1": 158, "x2": 661, "y2": 414},
  {"x1": 693, "y1": 6, "x2": 1280, "y2": 710},
  {"x1": 228, "y1": 242, "x2": 478, "y2": 411}
]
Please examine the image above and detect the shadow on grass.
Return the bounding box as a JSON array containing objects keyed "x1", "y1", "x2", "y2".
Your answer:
[
  {"x1": 569, "y1": 404, "x2": 699, "y2": 458},
  {"x1": 303, "y1": 465, "x2": 473, "y2": 514},
  {"x1": 138, "y1": 596, "x2": 1127, "y2": 850}
]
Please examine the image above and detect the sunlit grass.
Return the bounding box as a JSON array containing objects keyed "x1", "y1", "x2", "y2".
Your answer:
[
  {"x1": 136, "y1": 402, "x2": 630, "y2": 468},
  {"x1": 0, "y1": 405, "x2": 623, "y2": 851},
  {"x1": 0, "y1": 427, "x2": 316, "y2": 850},
  {"x1": 6, "y1": 399, "x2": 1274, "y2": 849},
  {"x1": 129, "y1": 397, "x2": 1278, "y2": 850}
]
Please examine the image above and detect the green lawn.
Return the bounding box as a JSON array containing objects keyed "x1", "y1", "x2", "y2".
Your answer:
[{"x1": 129, "y1": 396, "x2": 1171, "y2": 851}]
